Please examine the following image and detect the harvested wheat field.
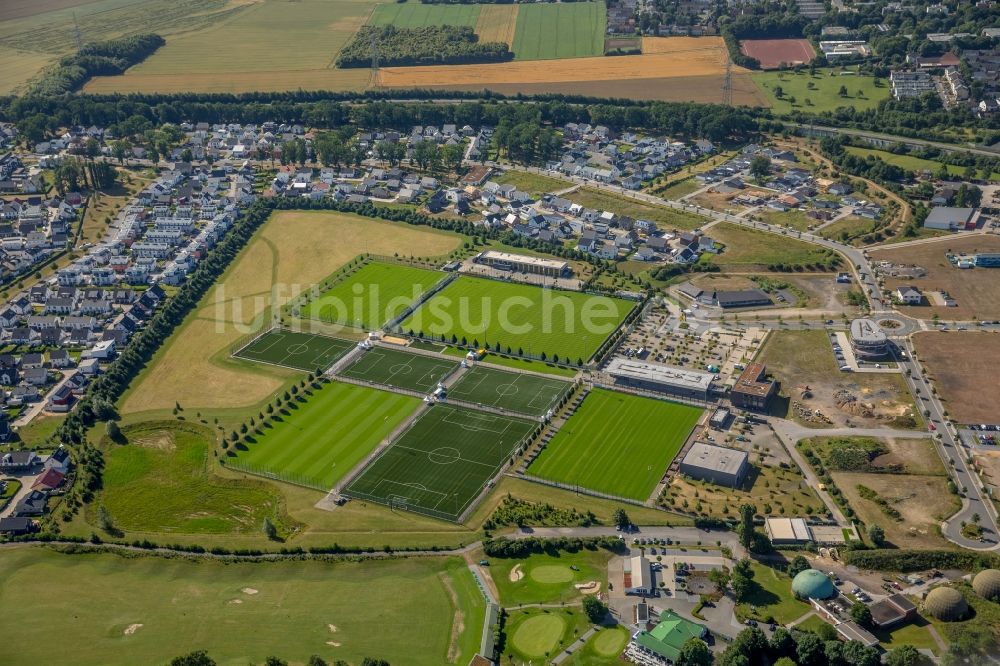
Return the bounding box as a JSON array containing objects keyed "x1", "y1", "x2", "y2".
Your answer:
[
  {"x1": 641, "y1": 36, "x2": 726, "y2": 56},
  {"x1": 86, "y1": 69, "x2": 371, "y2": 94},
  {"x1": 476, "y1": 4, "x2": 519, "y2": 46}
]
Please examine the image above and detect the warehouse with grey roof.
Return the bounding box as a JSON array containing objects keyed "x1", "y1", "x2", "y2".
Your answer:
[{"x1": 679, "y1": 443, "x2": 749, "y2": 487}]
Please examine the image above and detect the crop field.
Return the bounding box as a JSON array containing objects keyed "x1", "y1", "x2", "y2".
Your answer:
[
  {"x1": 340, "y1": 346, "x2": 459, "y2": 393},
  {"x1": 565, "y1": 188, "x2": 706, "y2": 230},
  {"x1": 345, "y1": 404, "x2": 536, "y2": 520},
  {"x1": 369, "y1": 2, "x2": 480, "y2": 28},
  {"x1": 299, "y1": 261, "x2": 444, "y2": 330},
  {"x1": 99, "y1": 422, "x2": 283, "y2": 535},
  {"x1": 476, "y1": 4, "x2": 519, "y2": 47},
  {"x1": 233, "y1": 329, "x2": 354, "y2": 372},
  {"x1": 85, "y1": 0, "x2": 376, "y2": 94},
  {"x1": 447, "y1": 366, "x2": 572, "y2": 416},
  {"x1": 230, "y1": 381, "x2": 420, "y2": 489},
  {"x1": 870, "y1": 235, "x2": 1000, "y2": 320},
  {"x1": 912, "y1": 331, "x2": 1000, "y2": 425},
  {"x1": 120, "y1": 210, "x2": 460, "y2": 415},
  {"x1": 511, "y1": 2, "x2": 605, "y2": 60},
  {"x1": 399, "y1": 276, "x2": 634, "y2": 364},
  {"x1": 0, "y1": 548, "x2": 483, "y2": 666},
  {"x1": 755, "y1": 70, "x2": 890, "y2": 115},
  {"x1": 528, "y1": 388, "x2": 703, "y2": 501},
  {"x1": 740, "y1": 38, "x2": 815, "y2": 69}
]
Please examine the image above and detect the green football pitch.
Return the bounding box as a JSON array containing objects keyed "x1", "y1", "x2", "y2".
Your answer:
[
  {"x1": 528, "y1": 388, "x2": 703, "y2": 501},
  {"x1": 299, "y1": 261, "x2": 445, "y2": 330},
  {"x1": 345, "y1": 404, "x2": 536, "y2": 521},
  {"x1": 398, "y1": 276, "x2": 634, "y2": 364},
  {"x1": 447, "y1": 365, "x2": 571, "y2": 417},
  {"x1": 230, "y1": 381, "x2": 420, "y2": 489},
  {"x1": 233, "y1": 329, "x2": 354, "y2": 372},
  {"x1": 339, "y1": 346, "x2": 459, "y2": 393}
]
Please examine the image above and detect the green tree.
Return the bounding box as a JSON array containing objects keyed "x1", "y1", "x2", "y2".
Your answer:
[
  {"x1": 612, "y1": 508, "x2": 631, "y2": 530},
  {"x1": 582, "y1": 594, "x2": 608, "y2": 623},
  {"x1": 842, "y1": 640, "x2": 880, "y2": 666},
  {"x1": 678, "y1": 638, "x2": 713, "y2": 666},
  {"x1": 106, "y1": 420, "x2": 122, "y2": 442},
  {"x1": 885, "y1": 645, "x2": 920, "y2": 666},
  {"x1": 795, "y1": 632, "x2": 824, "y2": 666},
  {"x1": 709, "y1": 566, "x2": 731, "y2": 593},
  {"x1": 171, "y1": 651, "x2": 216, "y2": 666},
  {"x1": 838, "y1": 85, "x2": 848, "y2": 97},
  {"x1": 264, "y1": 659, "x2": 288, "y2": 666},
  {"x1": 787, "y1": 554, "x2": 810, "y2": 578},
  {"x1": 768, "y1": 628, "x2": 796, "y2": 659},
  {"x1": 111, "y1": 139, "x2": 131, "y2": 164},
  {"x1": 730, "y1": 558, "x2": 755, "y2": 601},
  {"x1": 867, "y1": 523, "x2": 885, "y2": 546},
  {"x1": 263, "y1": 517, "x2": 278, "y2": 540},
  {"x1": 749, "y1": 156, "x2": 770, "y2": 182},
  {"x1": 850, "y1": 601, "x2": 874, "y2": 629},
  {"x1": 738, "y1": 503, "x2": 756, "y2": 549}
]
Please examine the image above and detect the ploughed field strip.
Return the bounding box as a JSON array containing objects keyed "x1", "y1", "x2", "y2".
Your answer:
[
  {"x1": 339, "y1": 346, "x2": 460, "y2": 393},
  {"x1": 527, "y1": 388, "x2": 703, "y2": 501},
  {"x1": 233, "y1": 329, "x2": 355, "y2": 372},
  {"x1": 446, "y1": 365, "x2": 572, "y2": 417},
  {"x1": 298, "y1": 261, "x2": 445, "y2": 330},
  {"x1": 345, "y1": 404, "x2": 536, "y2": 520}
]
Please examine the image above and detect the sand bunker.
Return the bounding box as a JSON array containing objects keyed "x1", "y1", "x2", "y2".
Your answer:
[
  {"x1": 326, "y1": 641, "x2": 342, "y2": 647},
  {"x1": 123, "y1": 623, "x2": 143, "y2": 635},
  {"x1": 575, "y1": 581, "x2": 602, "y2": 595},
  {"x1": 228, "y1": 599, "x2": 243, "y2": 605},
  {"x1": 509, "y1": 564, "x2": 524, "y2": 582},
  {"x1": 328, "y1": 624, "x2": 338, "y2": 633},
  {"x1": 241, "y1": 587, "x2": 259, "y2": 595}
]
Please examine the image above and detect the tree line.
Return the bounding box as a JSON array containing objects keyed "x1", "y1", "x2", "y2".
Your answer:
[
  {"x1": 338, "y1": 26, "x2": 512, "y2": 68},
  {"x1": 25, "y1": 34, "x2": 164, "y2": 97}
]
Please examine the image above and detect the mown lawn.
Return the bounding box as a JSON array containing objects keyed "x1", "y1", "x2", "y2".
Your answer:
[
  {"x1": 566, "y1": 187, "x2": 706, "y2": 230},
  {"x1": 845, "y1": 146, "x2": 1000, "y2": 182},
  {"x1": 495, "y1": 169, "x2": 573, "y2": 195},
  {"x1": 0, "y1": 548, "x2": 482, "y2": 666},
  {"x1": 529, "y1": 388, "x2": 702, "y2": 500},
  {"x1": 753, "y1": 69, "x2": 889, "y2": 114},
  {"x1": 735, "y1": 562, "x2": 812, "y2": 624},
  {"x1": 491, "y1": 550, "x2": 612, "y2": 606},
  {"x1": 706, "y1": 223, "x2": 842, "y2": 269}
]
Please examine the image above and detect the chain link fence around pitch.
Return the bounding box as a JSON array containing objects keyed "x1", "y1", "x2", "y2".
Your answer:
[{"x1": 222, "y1": 459, "x2": 329, "y2": 493}]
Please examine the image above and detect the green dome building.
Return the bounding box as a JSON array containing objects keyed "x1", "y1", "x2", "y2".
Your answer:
[
  {"x1": 791, "y1": 569, "x2": 835, "y2": 600},
  {"x1": 923, "y1": 587, "x2": 968, "y2": 621},
  {"x1": 972, "y1": 569, "x2": 1000, "y2": 601}
]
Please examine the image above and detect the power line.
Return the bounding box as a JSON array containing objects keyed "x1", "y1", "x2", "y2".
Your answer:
[
  {"x1": 370, "y1": 29, "x2": 380, "y2": 89},
  {"x1": 723, "y1": 55, "x2": 733, "y2": 107}
]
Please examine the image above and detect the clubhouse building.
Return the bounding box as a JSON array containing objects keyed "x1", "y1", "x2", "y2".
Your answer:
[
  {"x1": 473, "y1": 250, "x2": 571, "y2": 277},
  {"x1": 605, "y1": 357, "x2": 715, "y2": 402}
]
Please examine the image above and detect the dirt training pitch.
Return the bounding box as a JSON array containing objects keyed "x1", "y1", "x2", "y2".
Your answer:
[{"x1": 740, "y1": 38, "x2": 816, "y2": 69}]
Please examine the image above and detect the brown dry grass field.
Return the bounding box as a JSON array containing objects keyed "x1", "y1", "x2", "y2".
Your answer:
[
  {"x1": 0, "y1": 0, "x2": 98, "y2": 22},
  {"x1": 912, "y1": 330, "x2": 1000, "y2": 425},
  {"x1": 833, "y1": 471, "x2": 959, "y2": 549},
  {"x1": 86, "y1": 69, "x2": 372, "y2": 94},
  {"x1": 120, "y1": 211, "x2": 461, "y2": 415},
  {"x1": 475, "y1": 4, "x2": 518, "y2": 46},
  {"x1": 973, "y1": 451, "x2": 1000, "y2": 503},
  {"x1": 871, "y1": 235, "x2": 1000, "y2": 320}
]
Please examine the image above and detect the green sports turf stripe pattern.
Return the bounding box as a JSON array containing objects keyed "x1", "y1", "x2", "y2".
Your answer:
[
  {"x1": 231, "y1": 382, "x2": 421, "y2": 489},
  {"x1": 345, "y1": 404, "x2": 535, "y2": 520},
  {"x1": 528, "y1": 388, "x2": 703, "y2": 501},
  {"x1": 447, "y1": 365, "x2": 571, "y2": 416},
  {"x1": 233, "y1": 330, "x2": 354, "y2": 372},
  {"x1": 339, "y1": 346, "x2": 460, "y2": 393}
]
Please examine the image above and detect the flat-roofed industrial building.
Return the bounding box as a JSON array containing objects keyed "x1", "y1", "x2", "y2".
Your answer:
[
  {"x1": 679, "y1": 442, "x2": 749, "y2": 487},
  {"x1": 606, "y1": 357, "x2": 715, "y2": 401},
  {"x1": 765, "y1": 517, "x2": 813, "y2": 544},
  {"x1": 474, "y1": 250, "x2": 571, "y2": 277}
]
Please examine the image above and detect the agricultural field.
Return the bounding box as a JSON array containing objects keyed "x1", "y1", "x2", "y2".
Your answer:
[
  {"x1": 399, "y1": 276, "x2": 634, "y2": 364},
  {"x1": 233, "y1": 329, "x2": 355, "y2": 372},
  {"x1": 565, "y1": 188, "x2": 707, "y2": 230},
  {"x1": 340, "y1": 346, "x2": 459, "y2": 393},
  {"x1": 0, "y1": 0, "x2": 255, "y2": 94},
  {"x1": 511, "y1": 2, "x2": 606, "y2": 60},
  {"x1": 663, "y1": 462, "x2": 826, "y2": 519},
  {"x1": 345, "y1": 404, "x2": 536, "y2": 520},
  {"x1": 491, "y1": 549, "x2": 612, "y2": 606},
  {"x1": 912, "y1": 331, "x2": 1000, "y2": 425},
  {"x1": 85, "y1": 0, "x2": 376, "y2": 94},
  {"x1": 528, "y1": 388, "x2": 703, "y2": 501},
  {"x1": 120, "y1": 210, "x2": 460, "y2": 415},
  {"x1": 759, "y1": 330, "x2": 920, "y2": 429},
  {"x1": 476, "y1": 4, "x2": 519, "y2": 47},
  {"x1": 229, "y1": 381, "x2": 420, "y2": 489},
  {"x1": 298, "y1": 261, "x2": 445, "y2": 330},
  {"x1": 0, "y1": 548, "x2": 483, "y2": 666},
  {"x1": 447, "y1": 365, "x2": 572, "y2": 417},
  {"x1": 369, "y1": 2, "x2": 480, "y2": 28},
  {"x1": 96, "y1": 422, "x2": 285, "y2": 535},
  {"x1": 871, "y1": 235, "x2": 1000, "y2": 321},
  {"x1": 845, "y1": 146, "x2": 1000, "y2": 181},
  {"x1": 754, "y1": 69, "x2": 889, "y2": 115},
  {"x1": 705, "y1": 223, "x2": 844, "y2": 270},
  {"x1": 740, "y1": 38, "x2": 815, "y2": 70},
  {"x1": 379, "y1": 37, "x2": 767, "y2": 106}
]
